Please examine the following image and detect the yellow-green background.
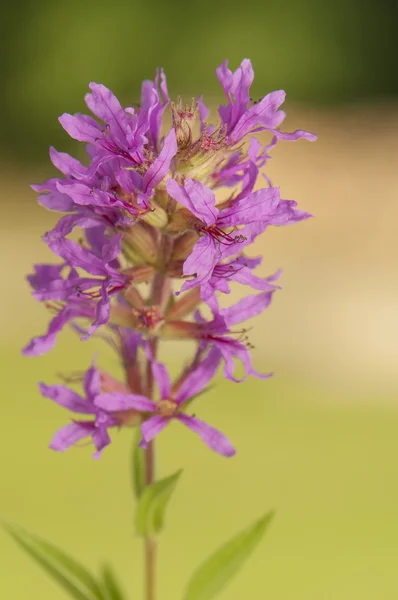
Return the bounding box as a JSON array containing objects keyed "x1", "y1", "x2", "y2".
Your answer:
[{"x1": 1, "y1": 1, "x2": 398, "y2": 598}]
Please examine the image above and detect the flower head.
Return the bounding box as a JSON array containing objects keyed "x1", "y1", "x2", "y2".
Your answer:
[
  {"x1": 39, "y1": 362, "x2": 118, "y2": 458},
  {"x1": 96, "y1": 348, "x2": 235, "y2": 457}
]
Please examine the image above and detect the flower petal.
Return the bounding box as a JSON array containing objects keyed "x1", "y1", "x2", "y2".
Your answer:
[
  {"x1": 49, "y1": 422, "x2": 92, "y2": 452},
  {"x1": 38, "y1": 383, "x2": 94, "y2": 414},
  {"x1": 83, "y1": 363, "x2": 101, "y2": 401},
  {"x1": 166, "y1": 178, "x2": 218, "y2": 226},
  {"x1": 139, "y1": 415, "x2": 169, "y2": 448},
  {"x1": 92, "y1": 427, "x2": 112, "y2": 459},
  {"x1": 217, "y1": 187, "x2": 280, "y2": 227},
  {"x1": 58, "y1": 113, "x2": 101, "y2": 143},
  {"x1": 49, "y1": 147, "x2": 88, "y2": 179},
  {"x1": 182, "y1": 236, "x2": 218, "y2": 285},
  {"x1": 143, "y1": 128, "x2": 177, "y2": 193},
  {"x1": 85, "y1": 83, "x2": 129, "y2": 144},
  {"x1": 22, "y1": 303, "x2": 92, "y2": 356},
  {"x1": 95, "y1": 393, "x2": 155, "y2": 412},
  {"x1": 176, "y1": 347, "x2": 221, "y2": 405},
  {"x1": 231, "y1": 90, "x2": 286, "y2": 141},
  {"x1": 220, "y1": 290, "x2": 275, "y2": 327},
  {"x1": 177, "y1": 414, "x2": 236, "y2": 457}
]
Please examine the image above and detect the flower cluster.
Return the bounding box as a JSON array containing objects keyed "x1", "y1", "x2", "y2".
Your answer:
[{"x1": 25, "y1": 59, "x2": 315, "y2": 458}]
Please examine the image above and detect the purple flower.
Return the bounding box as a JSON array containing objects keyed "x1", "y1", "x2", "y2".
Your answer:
[
  {"x1": 38, "y1": 234, "x2": 125, "y2": 338},
  {"x1": 216, "y1": 58, "x2": 317, "y2": 144},
  {"x1": 167, "y1": 177, "x2": 308, "y2": 291},
  {"x1": 140, "y1": 68, "x2": 169, "y2": 151},
  {"x1": 163, "y1": 290, "x2": 275, "y2": 382},
  {"x1": 95, "y1": 349, "x2": 235, "y2": 457},
  {"x1": 23, "y1": 299, "x2": 95, "y2": 357},
  {"x1": 39, "y1": 362, "x2": 117, "y2": 458}
]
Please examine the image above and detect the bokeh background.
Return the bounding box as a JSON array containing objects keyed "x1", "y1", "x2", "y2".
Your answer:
[{"x1": 1, "y1": 0, "x2": 398, "y2": 598}]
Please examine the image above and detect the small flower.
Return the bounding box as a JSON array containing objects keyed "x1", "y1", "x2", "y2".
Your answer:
[
  {"x1": 39, "y1": 362, "x2": 118, "y2": 458},
  {"x1": 22, "y1": 299, "x2": 95, "y2": 357},
  {"x1": 161, "y1": 290, "x2": 275, "y2": 382},
  {"x1": 216, "y1": 58, "x2": 317, "y2": 144},
  {"x1": 95, "y1": 349, "x2": 236, "y2": 457},
  {"x1": 166, "y1": 177, "x2": 307, "y2": 292},
  {"x1": 39, "y1": 234, "x2": 126, "y2": 339}
]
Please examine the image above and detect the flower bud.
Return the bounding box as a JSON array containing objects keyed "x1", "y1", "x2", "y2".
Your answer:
[
  {"x1": 122, "y1": 222, "x2": 158, "y2": 265},
  {"x1": 140, "y1": 201, "x2": 169, "y2": 229}
]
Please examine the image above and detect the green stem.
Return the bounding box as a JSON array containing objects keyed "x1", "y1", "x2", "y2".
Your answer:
[
  {"x1": 144, "y1": 441, "x2": 156, "y2": 600},
  {"x1": 142, "y1": 247, "x2": 172, "y2": 600}
]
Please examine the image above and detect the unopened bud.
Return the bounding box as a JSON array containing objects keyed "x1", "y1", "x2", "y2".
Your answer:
[
  {"x1": 122, "y1": 222, "x2": 158, "y2": 265},
  {"x1": 140, "y1": 201, "x2": 169, "y2": 229},
  {"x1": 167, "y1": 287, "x2": 201, "y2": 320}
]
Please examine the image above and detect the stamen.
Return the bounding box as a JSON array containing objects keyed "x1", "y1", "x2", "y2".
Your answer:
[
  {"x1": 213, "y1": 259, "x2": 246, "y2": 279},
  {"x1": 198, "y1": 225, "x2": 247, "y2": 246}
]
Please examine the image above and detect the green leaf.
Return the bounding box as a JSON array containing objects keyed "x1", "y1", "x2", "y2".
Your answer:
[
  {"x1": 132, "y1": 427, "x2": 146, "y2": 499},
  {"x1": 183, "y1": 512, "x2": 274, "y2": 600},
  {"x1": 4, "y1": 523, "x2": 98, "y2": 600},
  {"x1": 136, "y1": 469, "x2": 182, "y2": 536},
  {"x1": 100, "y1": 564, "x2": 126, "y2": 600}
]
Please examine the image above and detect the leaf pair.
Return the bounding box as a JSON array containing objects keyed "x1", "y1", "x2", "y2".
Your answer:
[{"x1": 4, "y1": 523, "x2": 125, "y2": 600}]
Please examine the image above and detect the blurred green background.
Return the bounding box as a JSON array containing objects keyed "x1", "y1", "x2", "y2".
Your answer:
[{"x1": 1, "y1": 0, "x2": 398, "y2": 598}]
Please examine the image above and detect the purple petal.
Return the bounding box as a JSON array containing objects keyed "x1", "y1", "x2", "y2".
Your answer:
[
  {"x1": 139, "y1": 415, "x2": 169, "y2": 448},
  {"x1": 95, "y1": 392, "x2": 155, "y2": 412},
  {"x1": 22, "y1": 303, "x2": 90, "y2": 356},
  {"x1": 274, "y1": 129, "x2": 317, "y2": 142},
  {"x1": 59, "y1": 113, "x2": 101, "y2": 143},
  {"x1": 27, "y1": 264, "x2": 65, "y2": 291},
  {"x1": 100, "y1": 234, "x2": 123, "y2": 265},
  {"x1": 197, "y1": 95, "x2": 209, "y2": 129},
  {"x1": 83, "y1": 282, "x2": 111, "y2": 339},
  {"x1": 44, "y1": 237, "x2": 106, "y2": 276},
  {"x1": 143, "y1": 128, "x2": 177, "y2": 193},
  {"x1": 213, "y1": 338, "x2": 272, "y2": 382},
  {"x1": 184, "y1": 179, "x2": 219, "y2": 225},
  {"x1": 49, "y1": 422, "x2": 92, "y2": 452},
  {"x1": 217, "y1": 187, "x2": 280, "y2": 227},
  {"x1": 83, "y1": 363, "x2": 101, "y2": 400},
  {"x1": 181, "y1": 236, "x2": 218, "y2": 288},
  {"x1": 231, "y1": 90, "x2": 286, "y2": 142},
  {"x1": 85, "y1": 83, "x2": 128, "y2": 144},
  {"x1": 49, "y1": 147, "x2": 88, "y2": 179},
  {"x1": 92, "y1": 427, "x2": 112, "y2": 459},
  {"x1": 44, "y1": 214, "x2": 100, "y2": 242},
  {"x1": 177, "y1": 414, "x2": 236, "y2": 457},
  {"x1": 38, "y1": 383, "x2": 95, "y2": 414},
  {"x1": 166, "y1": 179, "x2": 218, "y2": 226},
  {"x1": 221, "y1": 290, "x2": 275, "y2": 327},
  {"x1": 32, "y1": 179, "x2": 76, "y2": 212},
  {"x1": 153, "y1": 362, "x2": 172, "y2": 400},
  {"x1": 176, "y1": 347, "x2": 221, "y2": 405},
  {"x1": 32, "y1": 277, "x2": 97, "y2": 303},
  {"x1": 233, "y1": 266, "x2": 282, "y2": 291}
]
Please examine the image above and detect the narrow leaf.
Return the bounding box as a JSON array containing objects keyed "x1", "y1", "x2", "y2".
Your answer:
[
  {"x1": 100, "y1": 564, "x2": 126, "y2": 600},
  {"x1": 136, "y1": 470, "x2": 182, "y2": 536},
  {"x1": 4, "y1": 524, "x2": 94, "y2": 600},
  {"x1": 183, "y1": 512, "x2": 274, "y2": 600},
  {"x1": 132, "y1": 427, "x2": 146, "y2": 499}
]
